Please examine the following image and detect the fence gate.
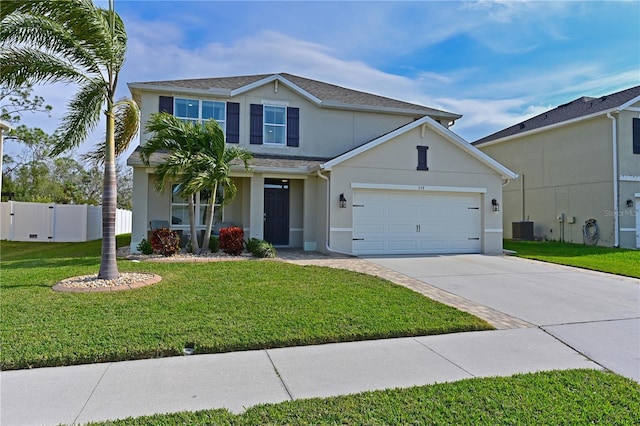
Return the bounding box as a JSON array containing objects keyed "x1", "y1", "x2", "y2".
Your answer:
[{"x1": 0, "y1": 201, "x2": 131, "y2": 242}]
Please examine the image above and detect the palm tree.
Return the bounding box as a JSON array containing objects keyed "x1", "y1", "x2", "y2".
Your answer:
[
  {"x1": 140, "y1": 112, "x2": 251, "y2": 253},
  {"x1": 0, "y1": 0, "x2": 139, "y2": 279}
]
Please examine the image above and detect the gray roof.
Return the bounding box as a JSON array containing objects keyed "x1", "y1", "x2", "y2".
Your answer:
[
  {"x1": 129, "y1": 72, "x2": 460, "y2": 120},
  {"x1": 474, "y1": 85, "x2": 640, "y2": 145}
]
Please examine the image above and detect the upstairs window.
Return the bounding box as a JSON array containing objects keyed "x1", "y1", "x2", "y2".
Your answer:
[
  {"x1": 174, "y1": 98, "x2": 226, "y2": 133},
  {"x1": 263, "y1": 105, "x2": 286, "y2": 145},
  {"x1": 250, "y1": 103, "x2": 299, "y2": 147}
]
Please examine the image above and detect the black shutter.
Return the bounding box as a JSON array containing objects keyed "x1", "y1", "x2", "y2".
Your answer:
[
  {"x1": 287, "y1": 107, "x2": 300, "y2": 147},
  {"x1": 250, "y1": 104, "x2": 263, "y2": 145},
  {"x1": 417, "y1": 146, "x2": 429, "y2": 171},
  {"x1": 159, "y1": 96, "x2": 173, "y2": 114},
  {"x1": 633, "y1": 118, "x2": 640, "y2": 155},
  {"x1": 226, "y1": 102, "x2": 240, "y2": 143}
]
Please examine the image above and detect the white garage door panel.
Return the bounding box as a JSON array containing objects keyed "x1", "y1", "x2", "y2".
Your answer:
[{"x1": 353, "y1": 190, "x2": 481, "y2": 255}]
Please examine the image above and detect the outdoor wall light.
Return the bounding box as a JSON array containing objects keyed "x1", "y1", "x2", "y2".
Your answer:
[
  {"x1": 339, "y1": 193, "x2": 347, "y2": 208},
  {"x1": 627, "y1": 199, "x2": 634, "y2": 208},
  {"x1": 491, "y1": 198, "x2": 500, "y2": 212}
]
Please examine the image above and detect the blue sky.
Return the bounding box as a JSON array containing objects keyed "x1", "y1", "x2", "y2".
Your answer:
[{"x1": 15, "y1": 0, "x2": 640, "y2": 158}]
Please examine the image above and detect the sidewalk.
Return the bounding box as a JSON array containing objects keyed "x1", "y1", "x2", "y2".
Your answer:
[{"x1": 1, "y1": 328, "x2": 600, "y2": 426}]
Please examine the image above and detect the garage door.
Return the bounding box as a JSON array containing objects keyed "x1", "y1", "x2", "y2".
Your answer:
[{"x1": 352, "y1": 190, "x2": 481, "y2": 255}]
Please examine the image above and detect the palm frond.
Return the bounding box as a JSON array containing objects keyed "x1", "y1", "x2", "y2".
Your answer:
[
  {"x1": 82, "y1": 98, "x2": 140, "y2": 166},
  {"x1": 0, "y1": 12, "x2": 101, "y2": 76},
  {"x1": 1, "y1": 0, "x2": 125, "y2": 72},
  {"x1": 51, "y1": 79, "x2": 105, "y2": 156},
  {"x1": 0, "y1": 47, "x2": 89, "y2": 88}
]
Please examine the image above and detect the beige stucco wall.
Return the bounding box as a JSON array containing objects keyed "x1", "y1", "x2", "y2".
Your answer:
[
  {"x1": 616, "y1": 108, "x2": 640, "y2": 248},
  {"x1": 479, "y1": 111, "x2": 640, "y2": 248},
  {"x1": 327, "y1": 125, "x2": 506, "y2": 254},
  {"x1": 134, "y1": 84, "x2": 416, "y2": 160},
  {"x1": 130, "y1": 81, "x2": 426, "y2": 253}
]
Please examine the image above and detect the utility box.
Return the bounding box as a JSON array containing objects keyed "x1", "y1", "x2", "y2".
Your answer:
[{"x1": 512, "y1": 221, "x2": 534, "y2": 241}]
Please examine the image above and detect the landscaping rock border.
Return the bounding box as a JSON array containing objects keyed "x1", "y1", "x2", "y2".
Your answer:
[{"x1": 52, "y1": 273, "x2": 162, "y2": 293}]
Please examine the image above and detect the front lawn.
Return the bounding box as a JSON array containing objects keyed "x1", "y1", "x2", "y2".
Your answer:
[
  {"x1": 504, "y1": 240, "x2": 640, "y2": 278},
  {"x1": 88, "y1": 369, "x2": 640, "y2": 425},
  {"x1": 0, "y1": 237, "x2": 491, "y2": 370}
]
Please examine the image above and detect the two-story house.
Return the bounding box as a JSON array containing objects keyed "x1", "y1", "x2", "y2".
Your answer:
[
  {"x1": 127, "y1": 73, "x2": 517, "y2": 255},
  {"x1": 475, "y1": 85, "x2": 640, "y2": 249}
]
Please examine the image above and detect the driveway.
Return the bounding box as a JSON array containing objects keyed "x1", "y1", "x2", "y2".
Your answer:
[{"x1": 365, "y1": 254, "x2": 640, "y2": 382}]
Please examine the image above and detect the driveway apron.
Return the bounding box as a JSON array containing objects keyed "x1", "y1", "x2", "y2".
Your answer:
[{"x1": 365, "y1": 254, "x2": 640, "y2": 382}]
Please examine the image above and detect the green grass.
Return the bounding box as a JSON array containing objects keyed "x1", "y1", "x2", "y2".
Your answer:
[
  {"x1": 504, "y1": 240, "x2": 640, "y2": 278},
  {"x1": 87, "y1": 369, "x2": 640, "y2": 425},
  {"x1": 0, "y1": 236, "x2": 491, "y2": 370}
]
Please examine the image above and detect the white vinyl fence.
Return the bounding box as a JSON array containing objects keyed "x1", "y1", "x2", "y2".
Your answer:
[{"x1": 0, "y1": 201, "x2": 131, "y2": 242}]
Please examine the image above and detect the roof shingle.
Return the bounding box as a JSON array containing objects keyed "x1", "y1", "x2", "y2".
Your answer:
[
  {"x1": 474, "y1": 85, "x2": 640, "y2": 145},
  {"x1": 129, "y1": 72, "x2": 460, "y2": 119}
]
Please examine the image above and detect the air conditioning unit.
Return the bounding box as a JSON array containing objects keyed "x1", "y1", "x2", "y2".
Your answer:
[{"x1": 512, "y1": 221, "x2": 534, "y2": 241}]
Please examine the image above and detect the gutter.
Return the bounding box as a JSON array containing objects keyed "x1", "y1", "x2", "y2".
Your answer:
[
  {"x1": 607, "y1": 112, "x2": 620, "y2": 247},
  {"x1": 316, "y1": 170, "x2": 357, "y2": 257}
]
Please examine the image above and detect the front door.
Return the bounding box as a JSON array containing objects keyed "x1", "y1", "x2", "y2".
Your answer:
[{"x1": 264, "y1": 181, "x2": 290, "y2": 245}]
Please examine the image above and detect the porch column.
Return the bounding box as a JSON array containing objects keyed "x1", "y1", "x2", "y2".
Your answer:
[
  {"x1": 249, "y1": 174, "x2": 264, "y2": 240},
  {"x1": 302, "y1": 177, "x2": 318, "y2": 251},
  {"x1": 130, "y1": 167, "x2": 150, "y2": 253}
]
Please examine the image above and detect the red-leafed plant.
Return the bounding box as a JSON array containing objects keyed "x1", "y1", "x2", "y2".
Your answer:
[
  {"x1": 151, "y1": 227, "x2": 181, "y2": 257},
  {"x1": 219, "y1": 226, "x2": 245, "y2": 255}
]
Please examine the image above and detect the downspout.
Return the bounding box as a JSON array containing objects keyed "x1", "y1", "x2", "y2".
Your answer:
[
  {"x1": 316, "y1": 170, "x2": 357, "y2": 256},
  {"x1": 607, "y1": 112, "x2": 620, "y2": 247},
  {"x1": 520, "y1": 175, "x2": 526, "y2": 221}
]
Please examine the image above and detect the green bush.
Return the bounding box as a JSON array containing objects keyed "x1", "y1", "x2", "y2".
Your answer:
[
  {"x1": 208, "y1": 236, "x2": 220, "y2": 253},
  {"x1": 246, "y1": 238, "x2": 277, "y2": 258},
  {"x1": 136, "y1": 238, "x2": 154, "y2": 255},
  {"x1": 245, "y1": 238, "x2": 261, "y2": 253}
]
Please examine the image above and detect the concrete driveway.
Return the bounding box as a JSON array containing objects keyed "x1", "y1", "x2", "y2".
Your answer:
[{"x1": 365, "y1": 254, "x2": 640, "y2": 382}]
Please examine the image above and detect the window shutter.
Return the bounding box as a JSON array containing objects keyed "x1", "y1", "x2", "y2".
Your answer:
[
  {"x1": 159, "y1": 96, "x2": 173, "y2": 114},
  {"x1": 250, "y1": 104, "x2": 263, "y2": 145},
  {"x1": 226, "y1": 102, "x2": 240, "y2": 143},
  {"x1": 417, "y1": 146, "x2": 429, "y2": 171},
  {"x1": 286, "y1": 107, "x2": 300, "y2": 147},
  {"x1": 633, "y1": 118, "x2": 640, "y2": 155}
]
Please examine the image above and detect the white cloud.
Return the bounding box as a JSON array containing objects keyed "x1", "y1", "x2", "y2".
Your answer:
[{"x1": 12, "y1": 1, "x2": 638, "y2": 160}]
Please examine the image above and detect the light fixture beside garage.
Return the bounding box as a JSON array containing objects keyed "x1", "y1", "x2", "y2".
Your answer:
[
  {"x1": 339, "y1": 193, "x2": 347, "y2": 208},
  {"x1": 491, "y1": 198, "x2": 500, "y2": 212}
]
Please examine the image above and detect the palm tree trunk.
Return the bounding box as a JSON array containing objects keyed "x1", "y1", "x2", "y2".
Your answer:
[
  {"x1": 188, "y1": 194, "x2": 199, "y2": 253},
  {"x1": 98, "y1": 109, "x2": 119, "y2": 279},
  {"x1": 201, "y1": 185, "x2": 217, "y2": 254}
]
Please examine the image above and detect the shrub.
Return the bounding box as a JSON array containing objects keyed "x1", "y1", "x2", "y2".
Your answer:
[
  {"x1": 245, "y1": 238, "x2": 261, "y2": 253},
  {"x1": 208, "y1": 236, "x2": 220, "y2": 253},
  {"x1": 219, "y1": 226, "x2": 244, "y2": 255},
  {"x1": 136, "y1": 238, "x2": 154, "y2": 255},
  {"x1": 151, "y1": 227, "x2": 181, "y2": 257},
  {"x1": 246, "y1": 238, "x2": 277, "y2": 258}
]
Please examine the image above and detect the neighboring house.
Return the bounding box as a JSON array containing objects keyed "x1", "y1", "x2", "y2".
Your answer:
[
  {"x1": 474, "y1": 85, "x2": 640, "y2": 249},
  {"x1": 127, "y1": 73, "x2": 516, "y2": 255}
]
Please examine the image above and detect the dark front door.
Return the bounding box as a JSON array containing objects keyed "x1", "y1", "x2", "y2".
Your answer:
[{"x1": 264, "y1": 186, "x2": 290, "y2": 245}]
